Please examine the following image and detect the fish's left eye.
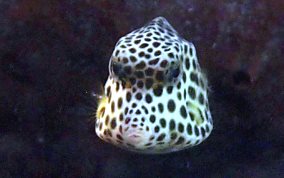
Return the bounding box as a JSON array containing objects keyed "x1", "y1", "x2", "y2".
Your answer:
[
  {"x1": 171, "y1": 67, "x2": 180, "y2": 78},
  {"x1": 166, "y1": 64, "x2": 181, "y2": 82}
]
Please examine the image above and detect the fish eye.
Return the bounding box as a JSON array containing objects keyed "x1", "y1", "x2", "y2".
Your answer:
[
  {"x1": 171, "y1": 66, "x2": 180, "y2": 78},
  {"x1": 110, "y1": 60, "x2": 128, "y2": 82},
  {"x1": 166, "y1": 63, "x2": 181, "y2": 82},
  {"x1": 111, "y1": 61, "x2": 121, "y2": 76}
]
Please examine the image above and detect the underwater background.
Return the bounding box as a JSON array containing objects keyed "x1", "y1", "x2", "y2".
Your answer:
[{"x1": 0, "y1": 0, "x2": 283, "y2": 177}]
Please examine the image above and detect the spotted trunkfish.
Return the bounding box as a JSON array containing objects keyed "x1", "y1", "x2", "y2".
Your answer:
[{"x1": 95, "y1": 17, "x2": 213, "y2": 154}]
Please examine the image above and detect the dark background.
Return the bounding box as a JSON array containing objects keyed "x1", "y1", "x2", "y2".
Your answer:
[{"x1": 0, "y1": 0, "x2": 283, "y2": 177}]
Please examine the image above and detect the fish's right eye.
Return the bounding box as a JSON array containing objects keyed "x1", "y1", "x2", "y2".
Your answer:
[{"x1": 111, "y1": 61, "x2": 121, "y2": 76}]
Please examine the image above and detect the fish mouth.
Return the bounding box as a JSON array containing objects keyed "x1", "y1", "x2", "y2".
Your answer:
[{"x1": 123, "y1": 128, "x2": 146, "y2": 146}]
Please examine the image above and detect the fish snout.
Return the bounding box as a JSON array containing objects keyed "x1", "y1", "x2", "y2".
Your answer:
[{"x1": 123, "y1": 127, "x2": 148, "y2": 147}]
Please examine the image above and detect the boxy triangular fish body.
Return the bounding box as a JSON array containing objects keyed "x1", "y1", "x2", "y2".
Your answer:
[{"x1": 96, "y1": 17, "x2": 213, "y2": 153}]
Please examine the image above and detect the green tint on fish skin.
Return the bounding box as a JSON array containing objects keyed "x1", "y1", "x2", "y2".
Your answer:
[{"x1": 188, "y1": 101, "x2": 204, "y2": 126}]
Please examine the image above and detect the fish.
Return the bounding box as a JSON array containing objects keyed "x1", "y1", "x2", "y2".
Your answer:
[{"x1": 95, "y1": 17, "x2": 213, "y2": 154}]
